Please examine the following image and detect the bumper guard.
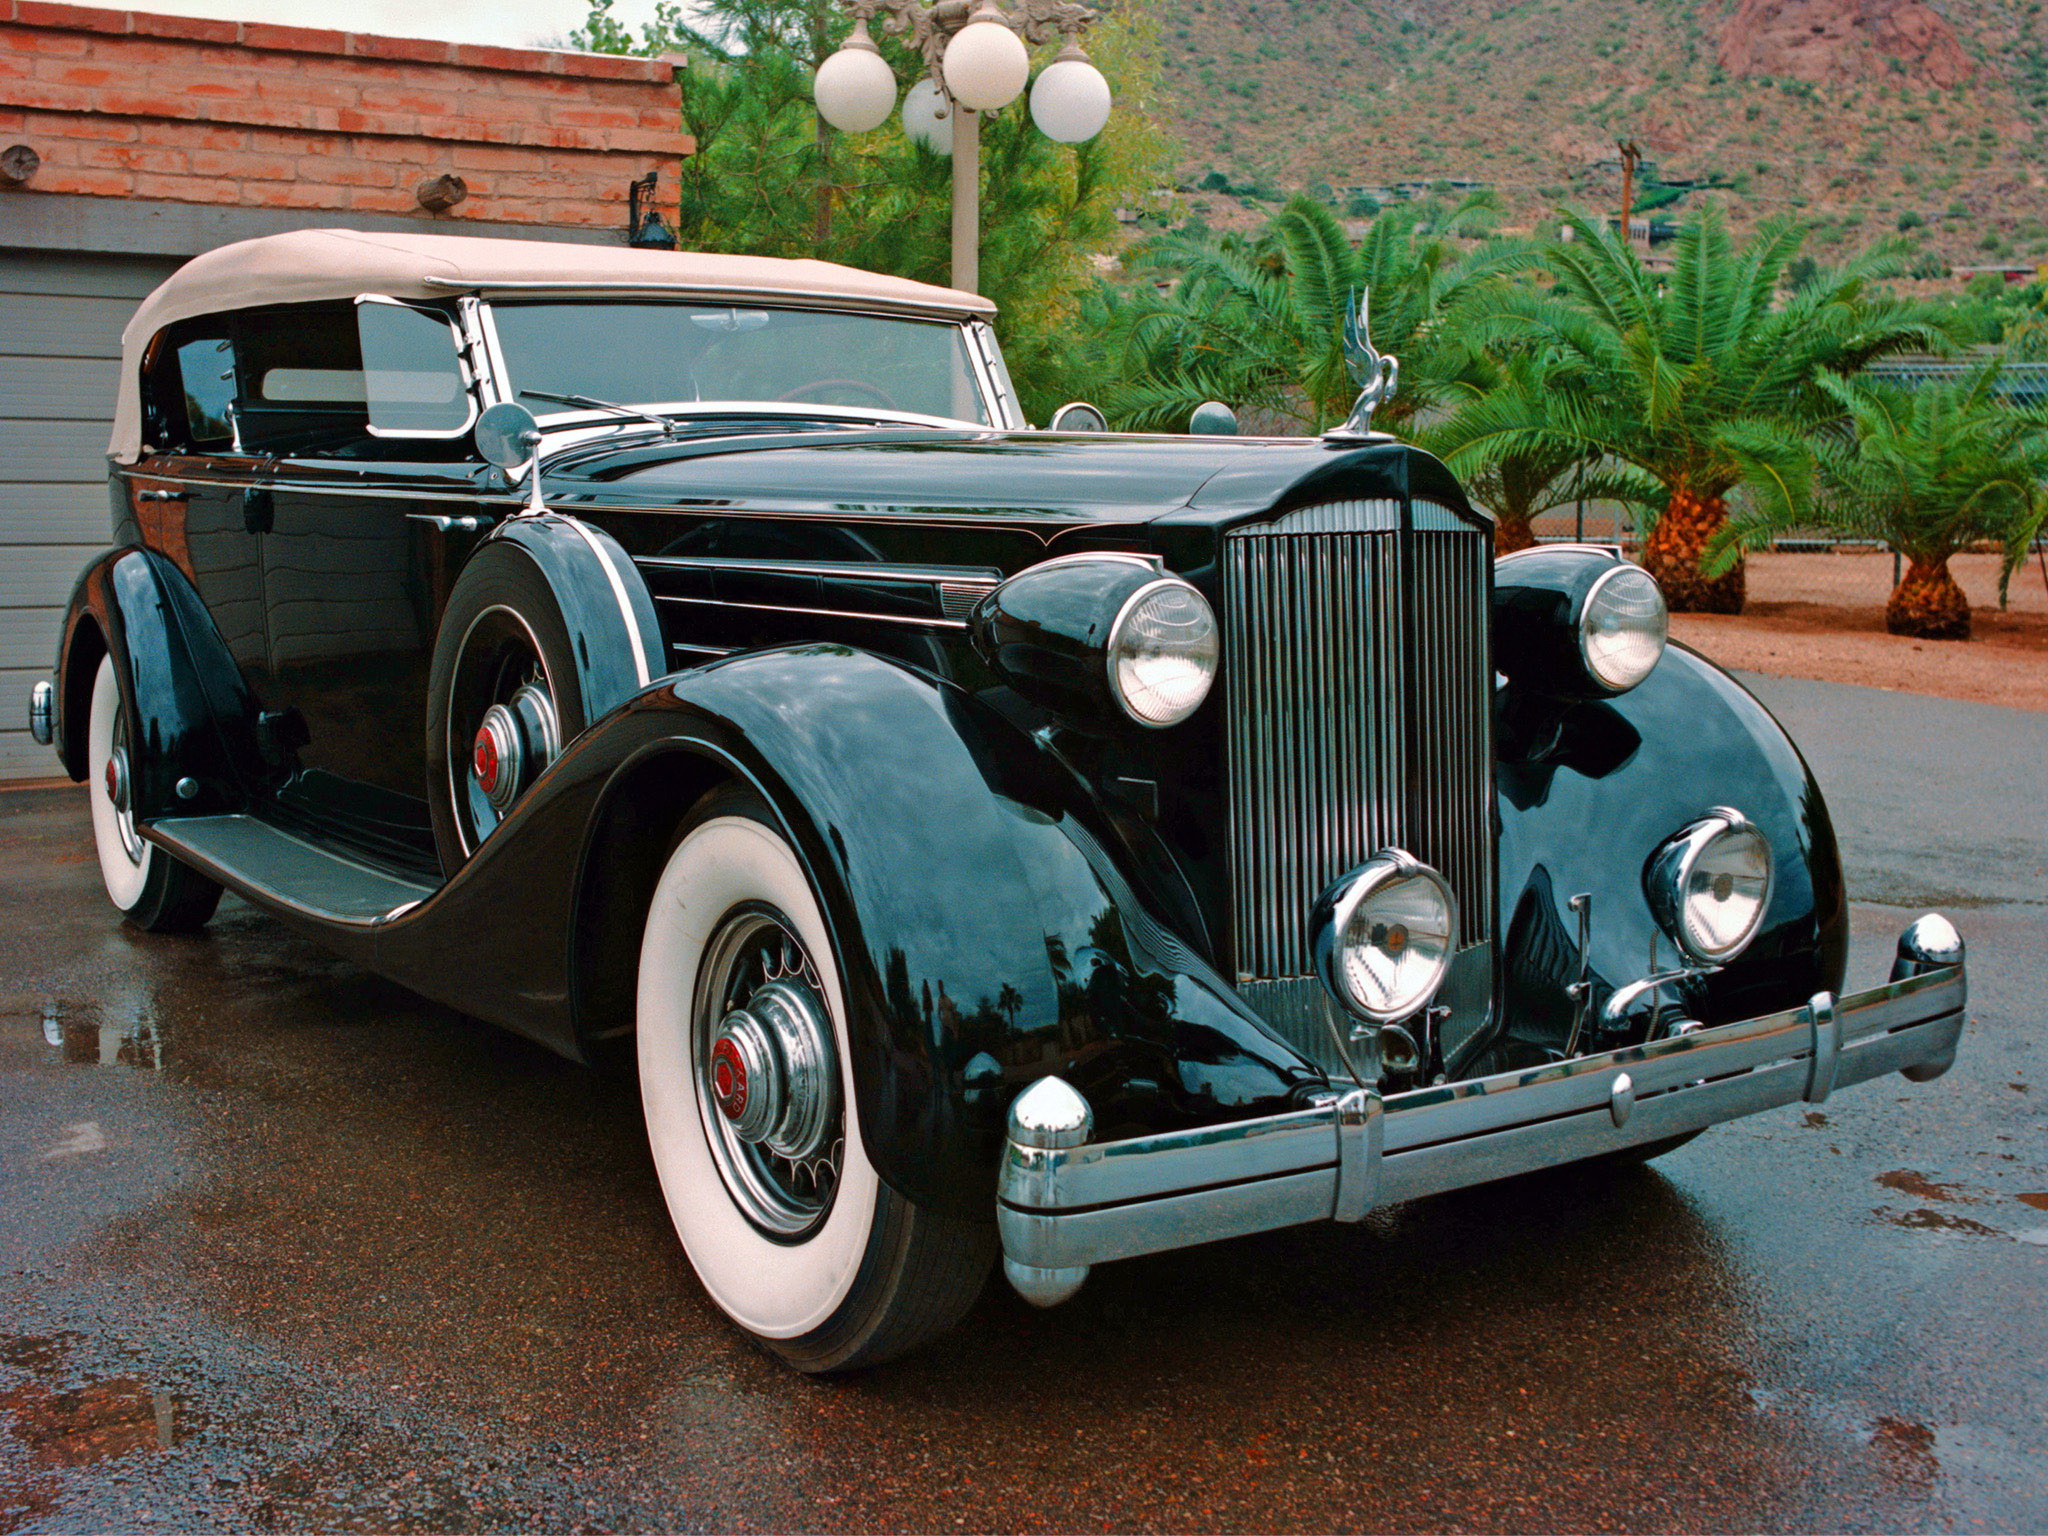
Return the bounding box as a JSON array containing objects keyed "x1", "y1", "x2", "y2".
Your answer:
[{"x1": 997, "y1": 918, "x2": 1967, "y2": 1305}]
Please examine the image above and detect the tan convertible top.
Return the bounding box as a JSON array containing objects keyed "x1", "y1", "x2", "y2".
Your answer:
[{"x1": 110, "y1": 229, "x2": 996, "y2": 462}]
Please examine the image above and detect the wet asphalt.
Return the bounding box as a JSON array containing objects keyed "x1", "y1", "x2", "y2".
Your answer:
[{"x1": 0, "y1": 671, "x2": 2042, "y2": 1534}]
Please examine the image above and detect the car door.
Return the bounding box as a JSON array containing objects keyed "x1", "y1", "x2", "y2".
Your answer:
[
  {"x1": 241, "y1": 298, "x2": 484, "y2": 864},
  {"x1": 135, "y1": 325, "x2": 277, "y2": 714}
]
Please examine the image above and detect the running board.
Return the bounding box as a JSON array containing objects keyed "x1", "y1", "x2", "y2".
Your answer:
[{"x1": 145, "y1": 814, "x2": 438, "y2": 926}]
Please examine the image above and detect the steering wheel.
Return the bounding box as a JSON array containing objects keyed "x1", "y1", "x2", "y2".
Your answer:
[{"x1": 776, "y1": 379, "x2": 900, "y2": 410}]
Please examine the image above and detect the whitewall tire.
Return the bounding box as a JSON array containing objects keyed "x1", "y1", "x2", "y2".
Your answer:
[
  {"x1": 636, "y1": 783, "x2": 992, "y2": 1371},
  {"x1": 84, "y1": 655, "x2": 222, "y2": 932}
]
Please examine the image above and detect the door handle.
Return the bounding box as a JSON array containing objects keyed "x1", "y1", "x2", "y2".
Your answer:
[
  {"x1": 136, "y1": 489, "x2": 191, "y2": 503},
  {"x1": 406, "y1": 513, "x2": 493, "y2": 534},
  {"x1": 241, "y1": 486, "x2": 273, "y2": 535}
]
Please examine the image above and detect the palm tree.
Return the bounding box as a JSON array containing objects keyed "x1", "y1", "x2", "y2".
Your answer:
[
  {"x1": 1424, "y1": 346, "x2": 1661, "y2": 554},
  {"x1": 1431, "y1": 205, "x2": 1945, "y2": 611},
  {"x1": 1089, "y1": 195, "x2": 1518, "y2": 435},
  {"x1": 1711, "y1": 365, "x2": 2048, "y2": 640}
]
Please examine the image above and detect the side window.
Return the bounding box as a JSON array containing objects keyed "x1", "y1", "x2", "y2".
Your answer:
[
  {"x1": 232, "y1": 304, "x2": 366, "y2": 455},
  {"x1": 356, "y1": 299, "x2": 474, "y2": 436},
  {"x1": 176, "y1": 335, "x2": 237, "y2": 445}
]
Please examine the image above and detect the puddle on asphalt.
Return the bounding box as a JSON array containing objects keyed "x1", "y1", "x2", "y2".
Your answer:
[
  {"x1": 0, "y1": 1330, "x2": 200, "y2": 1527},
  {"x1": 35, "y1": 984, "x2": 166, "y2": 1072}
]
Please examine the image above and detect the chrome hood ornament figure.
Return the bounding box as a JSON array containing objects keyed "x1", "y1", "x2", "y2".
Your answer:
[{"x1": 1324, "y1": 287, "x2": 1400, "y2": 443}]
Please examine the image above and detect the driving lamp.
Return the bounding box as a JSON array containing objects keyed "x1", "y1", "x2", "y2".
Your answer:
[
  {"x1": 1646, "y1": 809, "x2": 1774, "y2": 964},
  {"x1": 1314, "y1": 853, "x2": 1458, "y2": 1024}
]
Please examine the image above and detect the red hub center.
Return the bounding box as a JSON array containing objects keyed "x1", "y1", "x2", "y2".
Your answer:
[
  {"x1": 104, "y1": 759, "x2": 119, "y2": 801},
  {"x1": 710, "y1": 1036, "x2": 749, "y2": 1121},
  {"x1": 471, "y1": 728, "x2": 500, "y2": 794}
]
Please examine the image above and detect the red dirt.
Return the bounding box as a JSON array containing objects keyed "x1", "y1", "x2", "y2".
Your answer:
[{"x1": 1667, "y1": 551, "x2": 2048, "y2": 712}]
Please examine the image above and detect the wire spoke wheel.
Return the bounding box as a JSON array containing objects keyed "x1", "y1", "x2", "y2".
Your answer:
[
  {"x1": 693, "y1": 906, "x2": 844, "y2": 1240},
  {"x1": 445, "y1": 604, "x2": 561, "y2": 857}
]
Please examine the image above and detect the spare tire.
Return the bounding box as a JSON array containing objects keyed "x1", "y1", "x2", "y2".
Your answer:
[{"x1": 426, "y1": 541, "x2": 586, "y2": 876}]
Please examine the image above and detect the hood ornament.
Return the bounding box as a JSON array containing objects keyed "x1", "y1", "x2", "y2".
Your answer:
[{"x1": 1324, "y1": 287, "x2": 1400, "y2": 444}]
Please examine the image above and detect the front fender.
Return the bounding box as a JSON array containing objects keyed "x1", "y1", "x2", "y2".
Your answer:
[
  {"x1": 55, "y1": 547, "x2": 257, "y2": 816},
  {"x1": 1495, "y1": 641, "x2": 1849, "y2": 1052},
  {"x1": 581, "y1": 647, "x2": 1323, "y2": 1216}
]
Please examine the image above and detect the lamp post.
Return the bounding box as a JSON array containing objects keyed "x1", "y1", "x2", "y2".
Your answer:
[{"x1": 811, "y1": 0, "x2": 1112, "y2": 293}]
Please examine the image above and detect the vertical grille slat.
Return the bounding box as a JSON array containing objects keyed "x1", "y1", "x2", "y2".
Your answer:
[{"x1": 1224, "y1": 499, "x2": 1494, "y2": 1068}]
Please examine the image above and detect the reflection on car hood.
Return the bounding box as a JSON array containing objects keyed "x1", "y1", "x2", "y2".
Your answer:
[{"x1": 546, "y1": 429, "x2": 1439, "y2": 527}]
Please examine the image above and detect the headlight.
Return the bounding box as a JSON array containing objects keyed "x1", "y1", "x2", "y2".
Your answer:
[
  {"x1": 970, "y1": 555, "x2": 1218, "y2": 730},
  {"x1": 1313, "y1": 852, "x2": 1457, "y2": 1023},
  {"x1": 1645, "y1": 809, "x2": 1774, "y2": 964},
  {"x1": 1108, "y1": 579, "x2": 1218, "y2": 727},
  {"x1": 1495, "y1": 546, "x2": 1667, "y2": 698},
  {"x1": 1580, "y1": 563, "x2": 1668, "y2": 692}
]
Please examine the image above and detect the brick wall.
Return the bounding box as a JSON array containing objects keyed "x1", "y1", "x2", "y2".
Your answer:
[{"x1": 0, "y1": 1, "x2": 692, "y2": 230}]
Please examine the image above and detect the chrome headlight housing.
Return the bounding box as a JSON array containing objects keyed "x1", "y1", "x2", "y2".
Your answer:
[
  {"x1": 1645, "y1": 809, "x2": 1774, "y2": 964},
  {"x1": 1579, "y1": 563, "x2": 1668, "y2": 692},
  {"x1": 1106, "y1": 578, "x2": 1218, "y2": 727},
  {"x1": 971, "y1": 555, "x2": 1218, "y2": 729},
  {"x1": 1495, "y1": 545, "x2": 1667, "y2": 698},
  {"x1": 1313, "y1": 852, "x2": 1458, "y2": 1023}
]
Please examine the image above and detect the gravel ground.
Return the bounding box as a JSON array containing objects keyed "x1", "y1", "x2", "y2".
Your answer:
[{"x1": 1669, "y1": 551, "x2": 2048, "y2": 712}]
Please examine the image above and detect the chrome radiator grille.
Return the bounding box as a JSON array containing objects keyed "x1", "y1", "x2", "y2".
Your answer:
[{"x1": 1223, "y1": 499, "x2": 1494, "y2": 1055}]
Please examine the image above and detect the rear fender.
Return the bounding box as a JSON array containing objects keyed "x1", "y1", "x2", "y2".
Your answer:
[
  {"x1": 55, "y1": 548, "x2": 257, "y2": 816},
  {"x1": 571, "y1": 647, "x2": 1324, "y2": 1216}
]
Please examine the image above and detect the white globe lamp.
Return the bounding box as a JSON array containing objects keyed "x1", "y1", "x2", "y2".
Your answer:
[
  {"x1": 814, "y1": 23, "x2": 898, "y2": 133},
  {"x1": 1029, "y1": 54, "x2": 1111, "y2": 143},
  {"x1": 942, "y1": 16, "x2": 1029, "y2": 112},
  {"x1": 903, "y1": 77, "x2": 952, "y2": 154}
]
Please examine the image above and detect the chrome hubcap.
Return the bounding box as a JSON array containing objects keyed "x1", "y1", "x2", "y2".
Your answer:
[
  {"x1": 694, "y1": 910, "x2": 842, "y2": 1237},
  {"x1": 450, "y1": 605, "x2": 561, "y2": 855}
]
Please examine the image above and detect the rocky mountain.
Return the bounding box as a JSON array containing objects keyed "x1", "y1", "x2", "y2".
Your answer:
[{"x1": 1153, "y1": 0, "x2": 2048, "y2": 265}]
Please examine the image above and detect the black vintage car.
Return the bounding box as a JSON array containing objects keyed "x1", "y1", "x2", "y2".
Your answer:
[{"x1": 33, "y1": 229, "x2": 1968, "y2": 1372}]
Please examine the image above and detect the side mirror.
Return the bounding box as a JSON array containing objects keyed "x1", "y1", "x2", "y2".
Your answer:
[
  {"x1": 1189, "y1": 401, "x2": 1239, "y2": 436},
  {"x1": 1049, "y1": 401, "x2": 1108, "y2": 433},
  {"x1": 475, "y1": 401, "x2": 544, "y2": 515}
]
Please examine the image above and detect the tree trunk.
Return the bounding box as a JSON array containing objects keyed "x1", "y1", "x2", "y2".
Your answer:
[
  {"x1": 1642, "y1": 486, "x2": 1744, "y2": 613},
  {"x1": 1494, "y1": 508, "x2": 1537, "y2": 555},
  {"x1": 1886, "y1": 556, "x2": 1971, "y2": 640}
]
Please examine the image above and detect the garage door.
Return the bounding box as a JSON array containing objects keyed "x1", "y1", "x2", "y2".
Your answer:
[{"x1": 1, "y1": 249, "x2": 184, "y2": 780}]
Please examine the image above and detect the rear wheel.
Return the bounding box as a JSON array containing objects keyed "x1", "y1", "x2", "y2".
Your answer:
[
  {"x1": 84, "y1": 655, "x2": 222, "y2": 933},
  {"x1": 636, "y1": 784, "x2": 992, "y2": 1372},
  {"x1": 426, "y1": 544, "x2": 585, "y2": 875}
]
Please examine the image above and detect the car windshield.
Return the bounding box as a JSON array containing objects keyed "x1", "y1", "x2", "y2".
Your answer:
[{"x1": 488, "y1": 301, "x2": 990, "y2": 427}]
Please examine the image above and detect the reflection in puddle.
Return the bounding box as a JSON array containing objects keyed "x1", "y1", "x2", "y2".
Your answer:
[
  {"x1": 0, "y1": 1332, "x2": 198, "y2": 1528},
  {"x1": 40, "y1": 983, "x2": 165, "y2": 1071}
]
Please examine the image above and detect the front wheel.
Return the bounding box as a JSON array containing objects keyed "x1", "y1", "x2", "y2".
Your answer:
[
  {"x1": 84, "y1": 655, "x2": 222, "y2": 933},
  {"x1": 636, "y1": 784, "x2": 992, "y2": 1372}
]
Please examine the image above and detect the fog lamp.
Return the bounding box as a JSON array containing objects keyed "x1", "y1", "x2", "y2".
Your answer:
[
  {"x1": 1313, "y1": 852, "x2": 1457, "y2": 1023},
  {"x1": 1646, "y1": 809, "x2": 1774, "y2": 964}
]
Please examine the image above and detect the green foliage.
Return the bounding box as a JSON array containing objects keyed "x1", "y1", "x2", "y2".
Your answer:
[
  {"x1": 569, "y1": 0, "x2": 1173, "y2": 420},
  {"x1": 1083, "y1": 194, "x2": 1519, "y2": 434},
  {"x1": 1713, "y1": 365, "x2": 2048, "y2": 599},
  {"x1": 1430, "y1": 203, "x2": 1948, "y2": 535}
]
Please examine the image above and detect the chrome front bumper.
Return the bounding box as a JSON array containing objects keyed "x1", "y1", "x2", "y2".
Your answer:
[{"x1": 996, "y1": 920, "x2": 1967, "y2": 1306}]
